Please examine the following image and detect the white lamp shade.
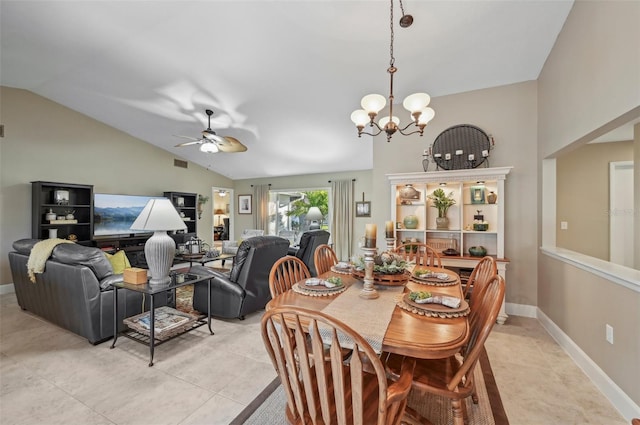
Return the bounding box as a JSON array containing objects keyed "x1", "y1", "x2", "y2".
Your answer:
[
  {"x1": 130, "y1": 198, "x2": 187, "y2": 232},
  {"x1": 350, "y1": 109, "x2": 370, "y2": 126},
  {"x1": 378, "y1": 115, "x2": 400, "y2": 129},
  {"x1": 306, "y1": 206, "x2": 324, "y2": 221},
  {"x1": 360, "y1": 94, "x2": 386, "y2": 114},
  {"x1": 200, "y1": 142, "x2": 219, "y2": 153},
  {"x1": 417, "y1": 107, "x2": 436, "y2": 124},
  {"x1": 402, "y1": 92, "x2": 431, "y2": 113}
]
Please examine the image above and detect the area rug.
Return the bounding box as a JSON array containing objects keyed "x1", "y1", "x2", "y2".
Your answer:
[
  {"x1": 174, "y1": 267, "x2": 228, "y2": 316},
  {"x1": 229, "y1": 347, "x2": 508, "y2": 425}
]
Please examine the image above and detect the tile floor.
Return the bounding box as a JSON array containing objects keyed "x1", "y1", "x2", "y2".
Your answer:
[{"x1": 0, "y1": 292, "x2": 629, "y2": 425}]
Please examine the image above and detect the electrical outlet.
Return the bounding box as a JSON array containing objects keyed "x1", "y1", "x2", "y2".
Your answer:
[
  {"x1": 606, "y1": 324, "x2": 614, "y2": 344},
  {"x1": 560, "y1": 221, "x2": 568, "y2": 230}
]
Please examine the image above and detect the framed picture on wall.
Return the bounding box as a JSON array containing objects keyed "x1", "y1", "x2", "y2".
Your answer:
[
  {"x1": 238, "y1": 194, "x2": 252, "y2": 214},
  {"x1": 470, "y1": 186, "x2": 486, "y2": 204},
  {"x1": 355, "y1": 201, "x2": 371, "y2": 217}
]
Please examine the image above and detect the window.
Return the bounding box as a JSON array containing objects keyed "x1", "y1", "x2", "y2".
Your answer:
[{"x1": 268, "y1": 189, "x2": 330, "y2": 245}]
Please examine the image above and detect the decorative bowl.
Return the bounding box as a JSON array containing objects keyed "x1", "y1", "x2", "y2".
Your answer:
[{"x1": 468, "y1": 246, "x2": 487, "y2": 257}]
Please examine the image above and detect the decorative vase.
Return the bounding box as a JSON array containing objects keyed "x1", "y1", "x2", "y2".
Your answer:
[
  {"x1": 45, "y1": 209, "x2": 56, "y2": 221},
  {"x1": 469, "y1": 246, "x2": 487, "y2": 257},
  {"x1": 487, "y1": 191, "x2": 497, "y2": 204},
  {"x1": 399, "y1": 184, "x2": 420, "y2": 200},
  {"x1": 436, "y1": 216, "x2": 449, "y2": 230},
  {"x1": 403, "y1": 215, "x2": 419, "y2": 229}
]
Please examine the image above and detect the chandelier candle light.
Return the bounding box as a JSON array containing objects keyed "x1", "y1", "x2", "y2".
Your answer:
[{"x1": 350, "y1": 0, "x2": 435, "y2": 142}]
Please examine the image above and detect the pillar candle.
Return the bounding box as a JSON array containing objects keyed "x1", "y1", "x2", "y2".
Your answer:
[
  {"x1": 364, "y1": 223, "x2": 377, "y2": 248},
  {"x1": 385, "y1": 221, "x2": 394, "y2": 238}
]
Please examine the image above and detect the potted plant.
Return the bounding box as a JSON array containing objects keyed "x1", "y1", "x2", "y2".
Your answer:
[
  {"x1": 427, "y1": 188, "x2": 456, "y2": 229},
  {"x1": 197, "y1": 194, "x2": 209, "y2": 219}
]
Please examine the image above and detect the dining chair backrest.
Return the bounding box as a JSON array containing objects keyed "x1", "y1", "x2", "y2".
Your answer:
[
  {"x1": 268, "y1": 255, "x2": 311, "y2": 298},
  {"x1": 464, "y1": 256, "x2": 497, "y2": 310},
  {"x1": 456, "y1": 274, "x2": 504, "y2": 391},
  {"x1": 384, "y1": 274, "x2": 504, "y2": 425},
  {"x1": 395, "y1": 243, "x2": 442, "y2": 268},
  {"x1": 261, "y1": 307, "x2": 415, "y2": 425},
  {"x1": 313, "y1": 244, "x2": 338, "y2": 276}
]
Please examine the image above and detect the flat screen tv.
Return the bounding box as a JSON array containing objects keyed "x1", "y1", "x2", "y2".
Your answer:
[{"x1": 94, "y1": 194, "x2": 165, "y2": 238}]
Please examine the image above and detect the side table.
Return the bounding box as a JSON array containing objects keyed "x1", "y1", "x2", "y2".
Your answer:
[
  {"x1": 175, "y1": 253, "x2": 235, "y2": 268},
  {"x1": 110, "y1": 272, "x2": 213, "y2": 366}
]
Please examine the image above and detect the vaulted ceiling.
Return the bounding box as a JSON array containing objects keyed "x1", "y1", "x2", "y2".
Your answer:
[{"x1": 1, "y1": 0, "x2": 573, "y2": 179}]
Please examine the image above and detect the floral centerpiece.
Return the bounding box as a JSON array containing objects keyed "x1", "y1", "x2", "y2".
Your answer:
[
  {"x1": 351, "y1": 251, "x2": 410, "y2": 286},
  {"x1": 352, "y1": 251, "x2": 407, "y2": 274}
]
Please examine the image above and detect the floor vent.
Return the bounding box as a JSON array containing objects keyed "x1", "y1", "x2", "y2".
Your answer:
[{"x1": 174, "y1": 159, "x2": 188, "y2": 169}]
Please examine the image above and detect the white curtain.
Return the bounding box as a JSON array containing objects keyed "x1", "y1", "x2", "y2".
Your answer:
[
  {"x1": 331, "y1": 179, "x2": 354, "y2": 261},
  {"x1": 253, "y1": 184, "x2": 270, "y2": 231}
]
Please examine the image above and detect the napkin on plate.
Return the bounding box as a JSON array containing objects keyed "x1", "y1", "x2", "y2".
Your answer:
[
  {"x1": 425, "y1": 272, "x2": 450, "y2": 280},
  {"x1": 334, "y1": 262, "x2": 351, "y2": 270},
  {"x1": 305, "y1": 278, "x2": 340, "y2": 288},
  {"x1": 414, "y1": 295, "x2": 461, "y2": 308}
]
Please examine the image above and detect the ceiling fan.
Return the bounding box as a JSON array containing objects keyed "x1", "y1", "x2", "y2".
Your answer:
[{"x1": 174, "y1": 109, "x2": 247, "y2": 153}]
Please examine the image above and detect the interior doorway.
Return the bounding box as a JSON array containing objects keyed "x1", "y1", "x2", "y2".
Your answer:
[
  {"x1": 212, "y1": 187, "x2": 234, "y2": 244},
  {"x1": 609, "y1": 161, "x2": 633, "y2": 267}
]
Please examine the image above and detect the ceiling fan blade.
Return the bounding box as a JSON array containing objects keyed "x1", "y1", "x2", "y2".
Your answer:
[
  {"x1": 217, "y1": 136, "x2": 248, "y2": 152},
  {"x1": 174, "y1": 140, "x2": 204, "y2": 147},
  {"x1": 174, "y1": 134, "x2": 201, "y2": 141}
]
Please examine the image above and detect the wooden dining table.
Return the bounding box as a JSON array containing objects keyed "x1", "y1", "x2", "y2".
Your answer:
[{"x1": 266, "y1": 266, "x2": 469, "y2": 360}]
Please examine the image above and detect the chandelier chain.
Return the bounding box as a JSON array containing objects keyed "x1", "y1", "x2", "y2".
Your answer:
[{"x1": 389, "y1": 0, "x2": 395, "y2": 67}]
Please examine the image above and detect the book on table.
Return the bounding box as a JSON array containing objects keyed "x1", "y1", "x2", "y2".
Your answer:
[{"x1": 124, "y1": 306, "x2": 196, "y2": 335}]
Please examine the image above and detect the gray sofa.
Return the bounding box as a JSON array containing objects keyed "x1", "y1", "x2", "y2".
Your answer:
[{"x1": 8, "y1": 239, "x2": 167, "y2": 344}]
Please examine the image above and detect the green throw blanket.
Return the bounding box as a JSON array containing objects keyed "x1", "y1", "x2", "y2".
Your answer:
[{"x1": 27, "y1": 238, "x2": 74, "y2": 283}]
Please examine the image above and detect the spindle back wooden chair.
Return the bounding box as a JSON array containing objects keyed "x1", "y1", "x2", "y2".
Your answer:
[{"x1": 262, "y1": 307, "x2": 416, "y2": 425}]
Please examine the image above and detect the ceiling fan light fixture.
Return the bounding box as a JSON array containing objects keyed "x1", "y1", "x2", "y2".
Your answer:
[
  {"x1": 200, "y1": 143, "x2": 219, "y2": 153},
  {"x1": 202, "y1": 129, "x2": 224, "y2": 143}
]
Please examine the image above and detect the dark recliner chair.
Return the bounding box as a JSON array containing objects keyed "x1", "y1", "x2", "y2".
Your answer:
[
  {"x1": 191, "y1": 235, "x2": 289, "y2": 319},
  {"x1": 221, "y1": 217, "x2": 230, "y2": 240},
  {"x1": 287, "y1": 230, "x2": 330, "y2": 276}
]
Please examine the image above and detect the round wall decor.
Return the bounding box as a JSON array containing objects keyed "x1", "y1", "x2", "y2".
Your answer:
[{"x1": 430, "y1": 124, "x2": 491, "y2": 170}]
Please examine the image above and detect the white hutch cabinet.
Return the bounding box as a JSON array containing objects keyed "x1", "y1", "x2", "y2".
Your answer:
[{"x1": 387, "y1": 166, "x2": 512, "y2": 324}]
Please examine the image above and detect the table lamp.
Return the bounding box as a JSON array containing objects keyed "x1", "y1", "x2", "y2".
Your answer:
[
  {"x1": 214, "y1": 208, "x2": 225, "y2": 226},
  {"x1": 130, "y1": 198, "x2": 187, "y2": 285},
  {"x1": 306, "y1": 207, "x2": 323, "y2": 230}
]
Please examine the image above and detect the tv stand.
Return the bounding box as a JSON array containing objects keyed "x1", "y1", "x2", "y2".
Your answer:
[{"x1": 94, "y1": 235, "x2": 151, "y2": 267}]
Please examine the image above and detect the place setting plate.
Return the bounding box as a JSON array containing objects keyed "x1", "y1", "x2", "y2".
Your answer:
[
  {"x1": 397, "y1": 292, "x2": 470, "y2": 318},
  {"x1": 410, "y1": 270, "x2": 458, "y2": 286},
  {"x1": 292, "y1": 278, "x2": 347, "y2": 297},
  {"x1": 330, "y1": 262, "x2": 353, "y2": 275}
]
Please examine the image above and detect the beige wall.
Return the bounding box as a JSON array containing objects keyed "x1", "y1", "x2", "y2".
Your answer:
[
  {"x1": 539, "y1": 254, "x2": 640, "y2": 404},
  {"x1": 371, "y1": 81, "x2": 539, "y2": 306},
  {"x1": 538, "y1": 0, "x2": 640, "y2": 158},
  {"x1": 556, "y1": 141, "x2": 633, "y2": 260},
  {"x1": 0, "y1": 87, "x2": 233, "y2": 286},
  {"x1": 537, "y1": 0, "x2": 640, "y2": 407},
  {"x1": 635, "y1": 123, "x2": 640, "y2": 269}
]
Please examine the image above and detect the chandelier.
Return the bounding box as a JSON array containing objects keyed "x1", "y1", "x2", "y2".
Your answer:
[{"x1": 350, "y1": 0, "x2": 435, "y2": 142}]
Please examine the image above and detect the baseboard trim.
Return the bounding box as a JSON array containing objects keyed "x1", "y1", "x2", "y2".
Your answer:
[
  {"x1": 537, "y1": 309, "x2": 640, "y2": 421},
  {"x1": 0, "y1": 283, "x2": 15, "y2": 295},
  {"x1": 505, "y1": 302, "x2": 537, "y2": 318}
]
